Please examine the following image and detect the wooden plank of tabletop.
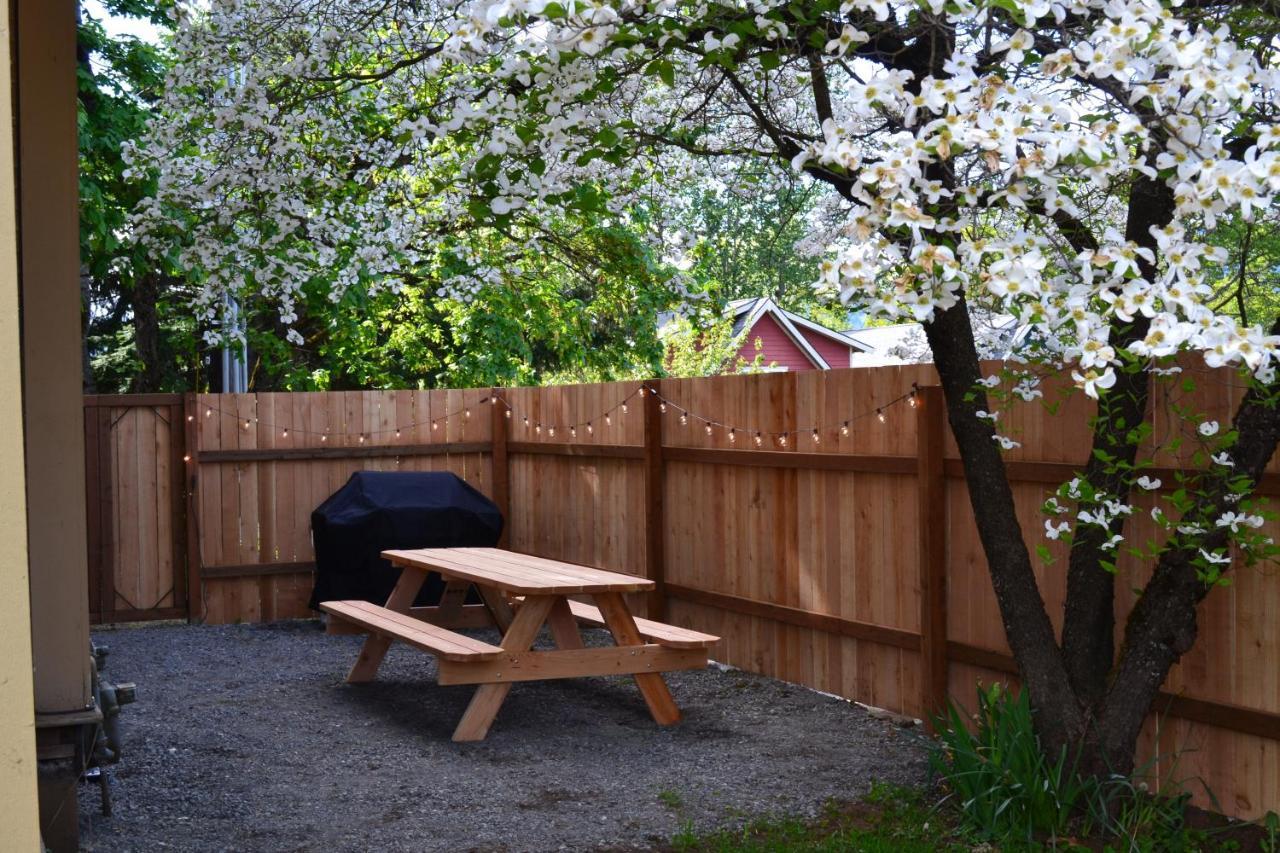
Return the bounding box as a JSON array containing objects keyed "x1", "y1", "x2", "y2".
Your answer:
[
  {"x1": 453, "y1": 548, "x2": 654, "y2": 588},
  {"x1": 384, "y1": 548, "x2": 654, "y2": 594}
]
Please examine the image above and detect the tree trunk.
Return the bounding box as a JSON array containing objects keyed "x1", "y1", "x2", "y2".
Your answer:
[
  {"x1": 923, "y1": 297, "x2": 1085, "y2": 753},
  {"x1": 131, "y1": 272, "x2": 164, "y2": 393}
]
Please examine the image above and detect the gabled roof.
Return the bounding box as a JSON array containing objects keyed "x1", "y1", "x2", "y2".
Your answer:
[{"x1": 727, "y1": 297, "x2": 874, "y2": 369}]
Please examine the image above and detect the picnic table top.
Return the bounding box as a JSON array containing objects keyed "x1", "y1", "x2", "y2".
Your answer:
[{"x1": 382, "y1": 547, "x2": 656, "y2": 595}]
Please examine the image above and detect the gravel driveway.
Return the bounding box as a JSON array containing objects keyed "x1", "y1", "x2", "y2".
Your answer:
[{"x1": 78, "y1": 620, "x2": 929, "y2": 852}]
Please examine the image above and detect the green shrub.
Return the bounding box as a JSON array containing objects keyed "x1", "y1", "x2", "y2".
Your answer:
[{"x1": 929, "y1": 682, "x2": 1094, "y2": 845}]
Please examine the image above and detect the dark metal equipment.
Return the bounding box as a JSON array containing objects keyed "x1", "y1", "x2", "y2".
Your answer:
[{"x1": 80, "y1": 644, "x2": 135, "y2": 816}]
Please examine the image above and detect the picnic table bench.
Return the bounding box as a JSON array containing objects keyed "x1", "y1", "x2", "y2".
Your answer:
[{"x1": 320, "y1": 547, "x2": 719, "y2": 742}]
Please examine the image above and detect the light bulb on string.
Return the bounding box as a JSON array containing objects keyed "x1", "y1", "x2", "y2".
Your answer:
[
  {"x1": 504, "y1": 409, "x2": 512, "y2": 419},
  {"x1": 321, "y1": 434, "x2": 328, "y2": 443},
  {"x1": 877, "y1": 409, "x2": 887, "y2": 424},
  {"x1": 679, "y1": 412, "x2": 687, "y2": 426},
  {"x1": 464, "y1": 408, "x2": 471, "y2": 419},
  {"x1": 637, "y1": 387, "x2": 646, "y2": 397},
  {"x1": 754, "y1": 432, "x2": 763, "y2": 447},
  {"x1": 282, "y1": 428, "x2": 289, "y2": 439},
  {"x1": 812, "y1": 429, "x2": 820, "y2": 444},
  {"x1": 570, "y1": 426, "x2": 576, "y2": 438},
  {"x1": 779, "y1": 433, "x2": 788, "y2": 447},
  {"x1": 243, "y1": 419, "x2": 251, "y2": 430},
  {"x1": 358, "y1": 434, "x2": 366, "y2": 443},
  {"x1": 841, "y1": 421, "x2": 850, "y2": 437},
  {"x1": 586, "y1": 423, "x2": 593, "y2": 435},
  {"x1": 605, "y1": 413, "x2": 612, "y2": 425},
  {"x1": 432, "y1": 420, "x2": 439, "y2": 431},
  {"x1": 205, "y1": 407, "x2": 212, "y2": 418},
  {"x1": 659, "y1": 401, "x2": 667, "y2": 414},
  {"x1": 908, "y1": 393, "x2": 918, "y2": 409},
  {"x1": 704, "y1": 424, "x2": 712, "y2": 436},
  {"x1": 728, "y1": 429, "x2": 737, "y2": 444},
  {"x1": 186, "y1": 414, "x2": 194, "y2": 422},
  {"x1": 182, "y1": 454, "x2": 191, "y2": 463},
  {"x1": 395, "y1": 429, "x2": 401, "y2": 438},
  {"x1": 535, "y1": 423, "x2": 542, "y2": 435},
  {"x1": 523, "y1": 416, "x2": 530, "y2": 429},
  {"x1": 621, "y1": 403, "x2": 628, "y2": 415},
  {"x1": 549, "y1": 426, "x2": 556, "y2": 437}
]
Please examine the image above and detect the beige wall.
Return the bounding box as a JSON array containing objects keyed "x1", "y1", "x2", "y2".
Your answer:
[
  {"x1": 0, "y1": 0, "x2": 46, "y2": 847},
  {"x1": 18, "y1": 0, "x2": 91, "y2": 715}
]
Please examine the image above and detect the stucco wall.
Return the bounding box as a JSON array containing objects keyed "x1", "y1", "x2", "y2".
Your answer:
[{"x1": 0, "y1": 1, "x2": 45, "y2": 847}]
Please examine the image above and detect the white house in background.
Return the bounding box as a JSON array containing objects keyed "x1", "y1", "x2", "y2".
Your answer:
[{"x1": 845, "y1": 313, "x2": 1033, "y2": 366}]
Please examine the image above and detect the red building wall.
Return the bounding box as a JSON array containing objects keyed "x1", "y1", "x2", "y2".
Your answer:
[
  {"x1": 798, "y1": 329, "x2": 853, "y2": 368},
  {"x1": 737, "y1": 314, "x2": 820, "y2": 371}
]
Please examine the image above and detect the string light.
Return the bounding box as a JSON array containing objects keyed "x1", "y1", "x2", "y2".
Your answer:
[
  {"x1": 182, "y1": 454, "x2": 191, "y2": 462},
  {"x1": 189, "y1": 384, "x2": 916, "y2": 451},
  {"x1": 535, "y1": 423, "x2": 542, "y2": 434}
]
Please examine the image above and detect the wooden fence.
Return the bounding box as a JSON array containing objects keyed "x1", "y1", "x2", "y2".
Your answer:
[{"x1": 84, "y1": 366, "x2": 1280, "y2": 819}]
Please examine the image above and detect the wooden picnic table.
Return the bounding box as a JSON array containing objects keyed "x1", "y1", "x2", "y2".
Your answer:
[{"x1": 320, "y1": 547, "x2": 719, "y2": 742}]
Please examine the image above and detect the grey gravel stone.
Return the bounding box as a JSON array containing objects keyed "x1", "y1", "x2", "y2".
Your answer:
[{"x1": 79, "y1": 620, "x2": 928, "y2": 852}]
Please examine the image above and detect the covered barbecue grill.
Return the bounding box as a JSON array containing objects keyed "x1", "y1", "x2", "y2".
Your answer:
[{"x1": 308, "y1": 471, "x2": 503, "y2": 610}]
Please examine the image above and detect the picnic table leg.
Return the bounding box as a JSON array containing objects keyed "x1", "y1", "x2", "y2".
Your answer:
[
  {"x1": 452, "y1": 594, "x2": 555, "y2": 742},
  {"x1": 346, "y1": 569, "x2": 428, "y2": 684},
  {"x1": 477, "y1": 585, "x2": 516, "y2": 633},
  {"x1": 546, "y1": 597, "x2": 585, "y2": 650},
  {"x1": 434, "y1": 579, "x2": 471, "y2": 626},
  {"x1": 594, "y1": 592, "x2": 682, "y2": 726}
]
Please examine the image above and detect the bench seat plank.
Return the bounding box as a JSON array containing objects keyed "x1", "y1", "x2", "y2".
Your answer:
[
  {"x1": 565, "y1": 600, "x2": 719, "y2": 649},
  {"x1": 321, "y1": 600, "x2": 504, "y2": 661}
]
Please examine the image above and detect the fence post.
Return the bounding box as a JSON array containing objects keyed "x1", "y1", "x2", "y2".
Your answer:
[
  {"x1": 916, "y1": 384, "x2": 948, "y2": 730},
  {"x1": 183, "y1": 392, "x2": 203, "y2": 623},
  {"x1": 490, "y1": 387, "x2": 510, "y2": 548},
  {"x1": 643, "y1": 380, "x2": 666, "y2": 621}
]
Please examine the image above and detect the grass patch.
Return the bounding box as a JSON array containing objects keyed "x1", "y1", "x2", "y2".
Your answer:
[{"x1": 667, "y1": 782, "x2": 967, "y2": 852}]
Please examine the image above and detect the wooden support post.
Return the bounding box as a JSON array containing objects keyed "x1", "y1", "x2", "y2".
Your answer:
[
  {"x1": 183, "y1": 392, "x2": 203, "y2": 623},
  {"x1": 490, "y1": 387, "x2": 510, "y2": 548},
  {"x1": 169, "y1": 400, "x2": 189, "y2": 615},
  {"x1": 643, "y1": 381, "x2": 666, "y2": 621},
  {"x1": 916, "y1": 384, "x2": 948, "y2": 730}
]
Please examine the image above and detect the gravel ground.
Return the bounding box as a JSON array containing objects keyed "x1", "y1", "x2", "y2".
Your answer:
[{"x1": 78, "y1": 620, "x2": 929, "y2": 852}]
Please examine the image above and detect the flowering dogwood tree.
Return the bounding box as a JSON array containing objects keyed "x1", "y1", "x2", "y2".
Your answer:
[{"x1": 132, "y1": 0, "x2": 1280, "y2": 774}]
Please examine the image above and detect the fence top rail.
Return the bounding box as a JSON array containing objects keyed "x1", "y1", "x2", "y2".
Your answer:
[{"x1": 84, "y1": 393, "x2": 184, "y2": 408}]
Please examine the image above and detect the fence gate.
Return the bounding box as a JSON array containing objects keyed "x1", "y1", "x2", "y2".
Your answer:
[{"x1": 84, "y1": 394, "x2": 189, "y2": 623}]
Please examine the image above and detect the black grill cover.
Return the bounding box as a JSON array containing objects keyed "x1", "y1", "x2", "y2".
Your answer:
[{"x1": 308, "y1": 471, "x2": 503, "y2": 610}]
